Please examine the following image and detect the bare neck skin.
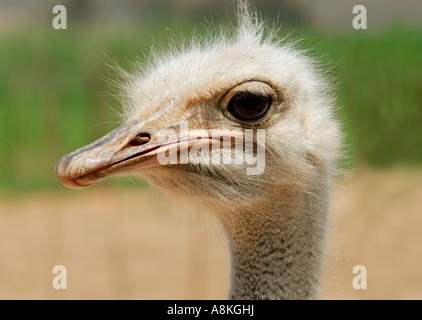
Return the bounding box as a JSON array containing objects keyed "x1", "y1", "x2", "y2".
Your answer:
[{"x1": 222, "y1": 175, "x2": 330, "y2": 300}]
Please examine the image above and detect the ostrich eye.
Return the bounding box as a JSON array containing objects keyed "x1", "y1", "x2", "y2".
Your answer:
[
  {"x1": 227, "y1": 92, "x2": 272, "y2": 122},
  {"x1": 219, "y1": 81, "x2": 281, "y2": 125}
]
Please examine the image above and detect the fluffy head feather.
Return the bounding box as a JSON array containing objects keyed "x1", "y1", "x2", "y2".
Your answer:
[{"x1": 111, "y1": 1, "x2": 341, "y2": 222}]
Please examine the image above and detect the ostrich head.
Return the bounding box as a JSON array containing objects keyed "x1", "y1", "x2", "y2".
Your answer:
[{"x1": 56, "y1": 2, "x2": 341, "y2": 299}]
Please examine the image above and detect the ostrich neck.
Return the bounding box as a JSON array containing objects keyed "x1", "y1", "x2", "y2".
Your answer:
[{"x1": 224, "y1": 182, "x2": 329, "y2": 300}]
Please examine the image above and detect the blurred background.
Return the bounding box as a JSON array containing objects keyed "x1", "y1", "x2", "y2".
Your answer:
[{"x1": 0, "y1": 0, "x2": 421, "y2": 299}]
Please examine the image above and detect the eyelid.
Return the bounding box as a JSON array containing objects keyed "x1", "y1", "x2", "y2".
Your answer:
[{"x1": 218, "y1": 80, "x2": 280, "y2": 126}]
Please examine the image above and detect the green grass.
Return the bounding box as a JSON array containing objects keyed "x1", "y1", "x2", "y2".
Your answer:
[
  {"x1": 316, "y1": 28, "x2": 422, "y2": 167},
  {"x1": 0, "y1": 25, "x2": 421, "y2": 192}
]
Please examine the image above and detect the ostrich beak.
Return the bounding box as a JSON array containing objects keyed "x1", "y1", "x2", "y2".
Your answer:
[
  {"x1": 55, "y1": 120, "x2": 232, "y2": 189},
  {"x1": 55, "y1": 121, "x2": 158, "y2": 189}
]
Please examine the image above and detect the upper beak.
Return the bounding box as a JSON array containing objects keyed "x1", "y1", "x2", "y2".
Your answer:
[{"x1": 55, "y1": 120, "x2": 233, "y2": 190}]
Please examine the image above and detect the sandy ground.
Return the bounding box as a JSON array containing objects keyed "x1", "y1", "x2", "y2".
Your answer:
[{"x1": 0, "y1": 168, "x2": 421, "y2": 300}]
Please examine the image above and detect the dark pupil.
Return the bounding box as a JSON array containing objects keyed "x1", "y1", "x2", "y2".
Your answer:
[{"x1": 227, "y1": 92, "x2": 271, "y2": 122}]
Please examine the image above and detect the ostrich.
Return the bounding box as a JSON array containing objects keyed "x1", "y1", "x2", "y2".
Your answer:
[{"x1": 55, "y1": 2, "x2": 341, "y2": 300}]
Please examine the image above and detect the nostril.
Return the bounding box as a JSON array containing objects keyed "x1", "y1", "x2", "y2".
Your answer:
[{"x1": 127, "y1": 133, "x2": 151, "y2": 148}]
